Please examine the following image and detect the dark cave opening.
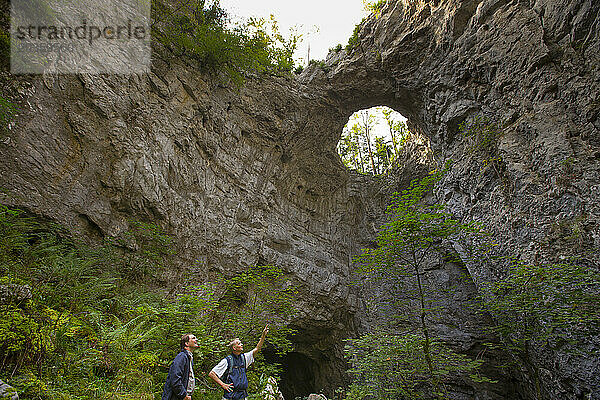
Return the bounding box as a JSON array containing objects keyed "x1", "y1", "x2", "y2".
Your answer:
[
  {"x1": 263, "y1": 349, "x2": 318, "y2": 400},
  {"x1": 281, "y1": 352, "x2": 318, "y2": 400}
]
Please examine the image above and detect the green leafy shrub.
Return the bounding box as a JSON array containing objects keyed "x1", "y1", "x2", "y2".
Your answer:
[
  {"x1": 0, "y1": 95, "x2": 16, "y2": 135},
  {"x1": 218, "y1": 265, "x2": 297, "y2": 355},
  {"x1": 0, "y1": 203, "x2": 297, "y2": 399},
  {"x1": 345, "y1": 1, "x2": 387, "y2": 52},
  {"x1": 152, "y1": 0, "x2": 300, "y2": 85},
  {"x1": 364, "y1": 0, "x2": 387, "y2": 17},
  {"x1": 459, "y1": 115, "x2": 511, "y2": 193},
  {"x1": 346, "y1": 332, "x2": 490, "y2": 399},
  {"x1": 459, "y1": 115, "x2": 501, "y2": 157},
  {"x1": 346, "y1": 21, "x2": 363, "y2": 51},
  {"x1": 479, "y1": 260, "x2": 600, "y2": 350},
  {"x1": 472, "y1": 259, "x2": 600, "y2": 399},
  {"x1": 107, "y1": 219, "x2": 175, "y2": 283},
  {"x1": 0, "y1": 305, "x2": 44, "y2": 357},
  {"x1": 10, "y1": 372, "x2": 51, "y2": 400},
  {"x1": 308, "y1": 59, "x2": 329, "y2": 73}
]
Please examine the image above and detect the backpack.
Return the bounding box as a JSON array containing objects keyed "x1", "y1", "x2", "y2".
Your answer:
[
  {"x1": 225, "y1": 354, "x2": 241, "y2": 378},
  {"x1": 222, "y1": 354, "x2": 248, "y2": 399}
]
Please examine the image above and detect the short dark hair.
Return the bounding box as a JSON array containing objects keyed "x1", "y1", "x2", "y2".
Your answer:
[{"x1": 181, "y1": 333, "x2": 194, "y2": 350}]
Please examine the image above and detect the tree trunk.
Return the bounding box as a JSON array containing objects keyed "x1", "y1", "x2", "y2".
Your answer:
[{"x1": 361, "y1": 112, "x2": 377, "y2": 175}]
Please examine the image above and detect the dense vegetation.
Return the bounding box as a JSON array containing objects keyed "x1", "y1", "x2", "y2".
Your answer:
[
  {"x1": 152, "y1": 0, "x2": 301, "y2": 86},
  {"x1": 0, "y1": 204, "x2": 297, "y2": 399}
]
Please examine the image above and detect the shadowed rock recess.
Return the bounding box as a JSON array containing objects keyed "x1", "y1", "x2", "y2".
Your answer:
[{"x1": 1, "y1": 0, "x2": 599, "y2": 398}]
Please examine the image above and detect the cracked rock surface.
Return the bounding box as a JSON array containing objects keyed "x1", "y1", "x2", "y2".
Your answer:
[{"x1": 1, "y1": 0, "x2": 599, "y2": 397}]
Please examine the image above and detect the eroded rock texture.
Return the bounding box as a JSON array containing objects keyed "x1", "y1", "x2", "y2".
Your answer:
[
  {"x1": 312, "y1": 0, "x2": 599, "y2": 398},
  {"x1": 0, "y1": 64, "x2": 393, "y2": 395},
  {"x1": 0, "y1": 378, "x2": 18, "y2": 400},
  {"x1": 0, "y1": 0, "x2": 598, "y2": 398}
]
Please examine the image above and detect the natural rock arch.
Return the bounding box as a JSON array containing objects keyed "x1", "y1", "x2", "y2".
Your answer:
[{"x1": 1, "y1": 0, "x2": 598, "y2": 398}]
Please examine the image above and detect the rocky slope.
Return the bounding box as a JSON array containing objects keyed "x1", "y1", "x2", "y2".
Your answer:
[{"x1": 1, "y1": 0, "x2": 599, "y2": 398}]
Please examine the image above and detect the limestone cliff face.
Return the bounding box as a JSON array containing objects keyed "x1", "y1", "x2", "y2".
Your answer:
[
  {"x1": 1, "y1": 0, "x2": 598, "y2": 398},
  {"x1": 0, "y1": 65, "x2": 373, "y2": 391},
  {"x1": 311, "y1": 0, "x2": 600, "y2": 398},
  {"x1": 1, "y1": 58, "x2": 404, "y2": 394}
]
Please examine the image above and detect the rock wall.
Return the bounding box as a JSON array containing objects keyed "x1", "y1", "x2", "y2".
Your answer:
[
  {"x1": 309, "y1": 0, "x2": 599, "y2": 397},
  {"x1": 0, "y1": 64, "x2": 374, "y2": 393},
  {"x1": 1, "y1": 0, "x2": 599, "y2": 398},
  {"x1": 0, "y1": 379, "x2": 18, "y2": 400}
]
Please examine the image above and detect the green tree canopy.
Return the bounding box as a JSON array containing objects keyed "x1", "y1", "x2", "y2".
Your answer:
[{"x1": 152, "y1": 0, "x2": 302, "y2": 85}]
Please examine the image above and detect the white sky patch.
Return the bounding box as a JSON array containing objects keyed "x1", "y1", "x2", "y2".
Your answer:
[
  {"x1": 220, "y1": 0, "x2": 367, "y2": 63},
  {"x1": 346, "y1": 106, "x2": 408, "y2": 144}
]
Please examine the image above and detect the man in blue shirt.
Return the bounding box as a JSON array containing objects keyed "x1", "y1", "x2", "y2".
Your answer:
[{"x1": 162, "y1": 333, "x2": 199, "y2": 400}]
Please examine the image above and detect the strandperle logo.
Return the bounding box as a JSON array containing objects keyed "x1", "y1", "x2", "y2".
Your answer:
[
  {"x1": 14, "y1": 19, "x2": 148, "y2": 45},
  {"x1": 11, "y1": 0, "x2": 151, "y2": 74}
]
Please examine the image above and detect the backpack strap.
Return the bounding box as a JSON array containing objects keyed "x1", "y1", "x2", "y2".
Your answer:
[{"x1": 226, "y1": 355, "x2": 233, "y2": 378}]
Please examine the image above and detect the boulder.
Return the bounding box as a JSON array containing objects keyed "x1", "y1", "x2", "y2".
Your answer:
[
  {"x1": 0, "y1": 379, "x2": 18, "y2": 400},
  {"x1": 0, "y1": 283, "x2": 32, "y2": 304}
]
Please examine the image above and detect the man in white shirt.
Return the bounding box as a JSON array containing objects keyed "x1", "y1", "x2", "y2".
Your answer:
[{"x1": 208, "y1": 325, "x2": 269, "y2": 400}]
